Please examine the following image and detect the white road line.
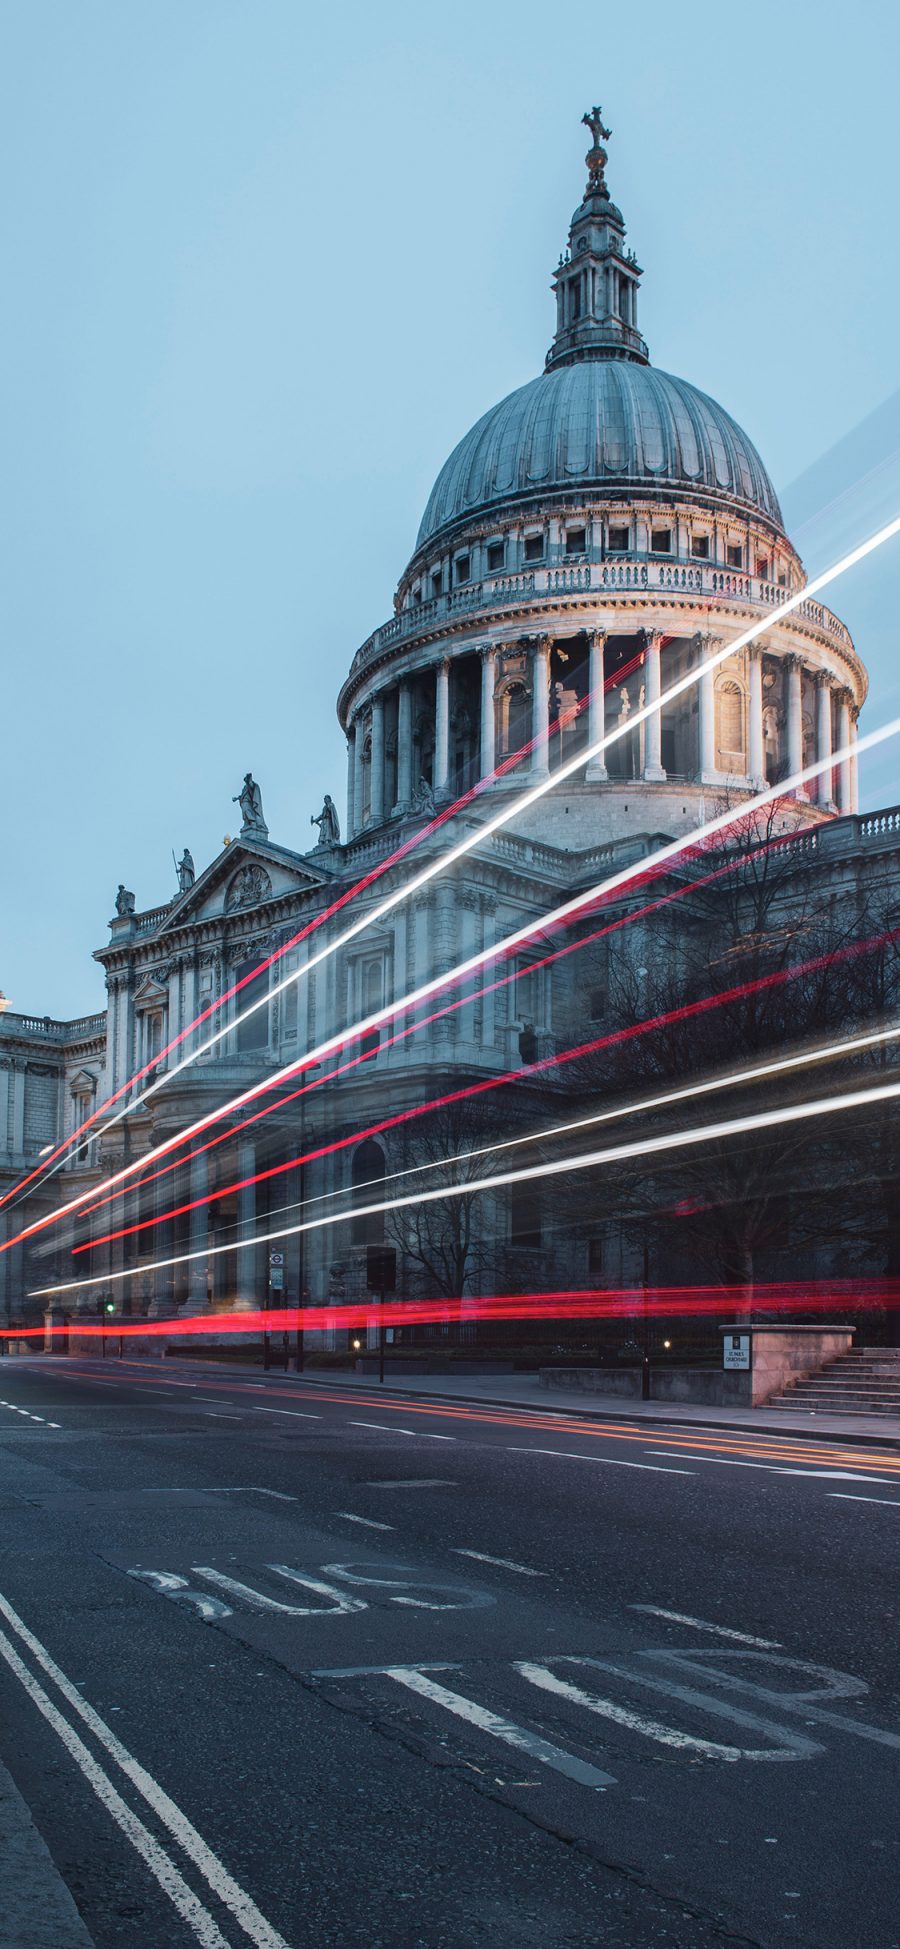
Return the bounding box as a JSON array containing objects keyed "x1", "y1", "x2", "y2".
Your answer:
[
  {"x1": 366, "y1": 1479, "x2": 455, "y2": 1488},
  {"x1": 140, "y1": 1487, "x2": 298, "y2": 1502},
  {"x1": 645, "y1": 1452, "x2": 894, "y2": 1483},
  {"x1": 829, "y1": 1493, "x2": 900, "y2": 1508},
  {"x1": 232, "y1": 1406, "x2": 321, "y2": 1420},
  {"x1": 0, "y1": 1621, "x2": 231, "y2": 1949},
  {"x1": 451, "y1": 1550, "x2": 546, "y2": 1578},
  {"x1": 0, "y1": 1587, "x2": 292, "y2": 1949},
  {"x1": 0, "y1": 1402, "x2": 53, "y2": 1425},
  {"x1": 632, "y1": 1607, "x2": 782, "y2": 1648},
  {"x1": 382, "y1": 1667, "x2": 616, "y2": 1789},
  {"x1": 350, "y1": 1421, "x2": 455, "y2": 1439},
  {"x1": 507, "y1": 1446, "x2": 695, "y2": 1476},
  {"x1": 335, "y1": 1513, "x2": 395, "y2": 1530}
]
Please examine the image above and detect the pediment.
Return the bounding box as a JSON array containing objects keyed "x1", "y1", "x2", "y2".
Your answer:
[
  {"x1": 157, "y1": 839, "x2": 329, "y2": 932},
  {"x1": 134, "y1": 976, "x2": 169, "y2": 1009}
]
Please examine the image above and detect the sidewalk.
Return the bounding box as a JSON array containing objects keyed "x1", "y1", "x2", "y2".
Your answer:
[
  {"x1": 150, "y1": 1356, "x2": 900, "y2": 1450},
  {"x1": 0, "y1": 1758, "x2": 94, "y2": 1948}
]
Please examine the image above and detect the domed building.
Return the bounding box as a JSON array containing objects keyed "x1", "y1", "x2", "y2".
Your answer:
[
  {"x1": 338, "y1": 107, "x2": 864, "y2": 847},
  {"x1": 4, "y1": 110, "x2": 896, "y2": 1348}
]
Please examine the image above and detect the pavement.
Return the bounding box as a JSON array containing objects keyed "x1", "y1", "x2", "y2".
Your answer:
[
  {"x1": 158, "y1": 1352, "x2": 900, "y2": 1448},
  {"x1": 0, "y1": 1757, "x2": 95, "y2": 1947},
  {"x1": 0, "y1": 1352, "x2": 898, "y2": 1949}
]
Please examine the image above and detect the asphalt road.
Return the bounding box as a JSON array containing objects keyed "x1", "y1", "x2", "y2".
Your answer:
[{"x1": 0, "y1": 1356, "x2": 897, "y2": 1949}]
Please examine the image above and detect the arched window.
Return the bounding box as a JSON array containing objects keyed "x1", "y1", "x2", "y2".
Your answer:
[
  {"x1": 360, "y1": 734, "x2": 372, "y2": 824},
  {"x1": 715, "y1": 680, "x2": 745, "y2": 769},
  {"x1": 351, "y1": 1139, "x2": 385, "y2": 1245}
]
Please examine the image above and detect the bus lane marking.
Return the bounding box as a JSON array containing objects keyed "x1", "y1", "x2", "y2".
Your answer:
[
  {"x1": 322, "y1": 1664, "x2": 615, "y2": 1790},
  {"x1": 632, "y1": 1607, "x2": 781, "y2": 1647}
]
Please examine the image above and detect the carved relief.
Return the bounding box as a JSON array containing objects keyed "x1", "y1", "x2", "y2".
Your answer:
[{"x1": 225, "y1": 865, "x2": 272, "y2": 912}]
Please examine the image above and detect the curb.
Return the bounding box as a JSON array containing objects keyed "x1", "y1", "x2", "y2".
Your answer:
[{"x1": 0, "y1": 1758, "x2": 95, "y2": 1947}]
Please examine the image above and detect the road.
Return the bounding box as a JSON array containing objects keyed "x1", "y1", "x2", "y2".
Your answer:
[{"x1": 0, "y1": 1355, "x2": 897, "y2": 1949}]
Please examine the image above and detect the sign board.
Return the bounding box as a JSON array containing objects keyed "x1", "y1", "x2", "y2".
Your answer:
[
  {"x1": 269, "y1": 1252, "x2": 284, "y2": 1268},
  {"x1": 723, "y1": 1333, "x2": 750, "y2": 1371},
  {"x1": 269, "y1": 1266, "x2": 284, "y2": 1291},
  {"x1": 366, "y1": 1246, "x2": 397, "y2": 1294}
]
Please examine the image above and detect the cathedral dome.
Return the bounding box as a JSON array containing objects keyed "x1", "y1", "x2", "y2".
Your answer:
[{"x1": 415, "y1": 358, "x2": 784, "y2": 552}]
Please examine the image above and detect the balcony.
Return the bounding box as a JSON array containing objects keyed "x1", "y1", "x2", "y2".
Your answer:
[{"x1": 343, "y1": 556, "x2": 856, "y2": 695}]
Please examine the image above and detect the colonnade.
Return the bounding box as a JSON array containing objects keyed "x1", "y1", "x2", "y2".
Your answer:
[{"x1": 344, "y1": 631, "x2": 859, "y2": 837}]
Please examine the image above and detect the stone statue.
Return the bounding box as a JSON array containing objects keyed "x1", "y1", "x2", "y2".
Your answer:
[
  {"x1": 414, "y1": 776, "x2": 436, "y2": 819},
  {"x1": 310, "y1": 794, "x2": 341, "y2": 847},
  {"x1": 176, "y1": 848, "x2": 195, "y2": 894},
  {"x1": 617, "y1": 687, "x2": 632, "y2": 724},
  {"x1": 115, "y1": 884, "x2": 135, "y2": 917},
  {"x1": 232, "y1": 772, "x2": 267, "y2": 836}
]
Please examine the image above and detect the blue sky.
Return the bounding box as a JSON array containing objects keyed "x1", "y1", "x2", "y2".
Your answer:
[{"x1": 3, "y1": 0, "x2": 899, "y2": 1014}]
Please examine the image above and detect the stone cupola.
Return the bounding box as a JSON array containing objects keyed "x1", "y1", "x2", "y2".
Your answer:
[{"x1": 545, "y1": 107, "x2": 648, "y2": 372}]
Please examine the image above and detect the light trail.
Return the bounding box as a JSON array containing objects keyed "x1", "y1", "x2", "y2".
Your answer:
[
  {"x1": 29, "y1": 1073, "x2": 900, "y2": 1297},
  {"x1": 127, "y1": 516, "x2": 900, "y2": 1102},
  {"x1": 205, "y1": 1021, "x2": 900, "y2": 1241},
  {"x1": 68, "y1": 947, "x2": 898, "y2": 1260},
  {"x1": 60, "y1": 819, "x2": 805, "y2": 1241},
  {"x1": 0, "y1": 653, "x2": 639, "y2": 1207},
  {"x1": 7, "y1": 710, "x2": 900, "y2": 1266},
  {"x1": 16, "y1": 508, "x2": 900, "y2": 1213},
  {"x1": 11, "y1": 1279, "x2": 900, "y2": 1337}
]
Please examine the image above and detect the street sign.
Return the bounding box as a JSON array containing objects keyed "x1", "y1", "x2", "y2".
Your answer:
[
  {"x1": 723, "y1": 1333, "x2": 750, "y2": 1371},
  {"x1": 269, "y1": 1251, "x2": 284, "y2": 1267},
  {"x1": 269, "y1": 1267, "x2": 284, "y2": 1291}
]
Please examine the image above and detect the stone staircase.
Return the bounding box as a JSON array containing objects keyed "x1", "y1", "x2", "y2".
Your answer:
[{"x1": 768, "y1": 1347, "x2": 900, "y2": 1418}]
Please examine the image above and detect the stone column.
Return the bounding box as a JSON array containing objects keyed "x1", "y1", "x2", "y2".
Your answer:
[
  {"x1": 434, "y1": 658, "x2": 450, "y2": 797},
  {"x1": 394, "y1": 681, "x2": 413, "y2": 811},
  {"x1": 849, "y1": 708, "x2": 860, "y2": 814},
  {"x1": 785, "y1": 656, "x2": 804, "y2": 786},
  {"x1": 642, "y1": 630, "x2": 666, "y2": 780},
  {"x1": 747, "y1": 647, "x2": 765, "y2": 785},
  {"x1": 345, "y1": 725, "x2": 356, "y2": 838},
  {"x1": 235, "y1": 1138, "x2": 258, "y2": 1312},
  {"x1": 187, "y1": 1146, "x2": 208, "y2": 1312},
  {"x1": 835, "y1": 690, "x2": 852, "y2": 813},
  {"x1": 697, "y1": 636, "x2": 717, "y2": 781},
  {"x1": 479, "y1": 645, "x2": 496, "y2": 780},
  {"x1": 815, "y1": 674, "x2": 834, "y2": 809},
  {"x1": 353, "y1": 715, "x2": 365, "y2": 832},
  {"x1": 585, "y1": 631, "x2": 608, "y2": 782},
  {"x1": 530, "y1": 637, "x2": 551, "y2": 777},
  {"x1": 370, "y1": 692, "x2": 385, "y2": 825}
]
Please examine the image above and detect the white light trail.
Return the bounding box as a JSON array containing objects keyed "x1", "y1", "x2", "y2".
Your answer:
[
  {"x1": 6, "y1": 708, "x2": 900, "y2": 1261},
  {"x1": 253, "y1": 1024, "x2": 900, "y2": 1225},
  {"x1": 39, "y1": 508, "x2": 900, "y2": 1174},
  {"x1": 29, "y1": 1074, "x2": 900, "y2": 1297}
]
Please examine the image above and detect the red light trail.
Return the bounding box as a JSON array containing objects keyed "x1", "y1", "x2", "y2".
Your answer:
[
  {"x1": 8, "y1": 1279, "x2": 900, "y2": 1341},
  {"x1": 7, "y1": 709, "x2": 896, "y2": 1271},
  {"x1": 67, "y1": 928, "x2": 900, "y2": 1261},
  {"x1": 28, "y1": 1070, "x2": 900, "y2": 1299},
  {"x1": 13, "y1": 506, "x2": 899, "y2": 1220}
]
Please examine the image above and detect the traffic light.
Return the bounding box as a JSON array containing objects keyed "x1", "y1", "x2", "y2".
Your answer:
[{"x1": 104, "y1": 1300, "x2": 116, "y2": 1314}]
